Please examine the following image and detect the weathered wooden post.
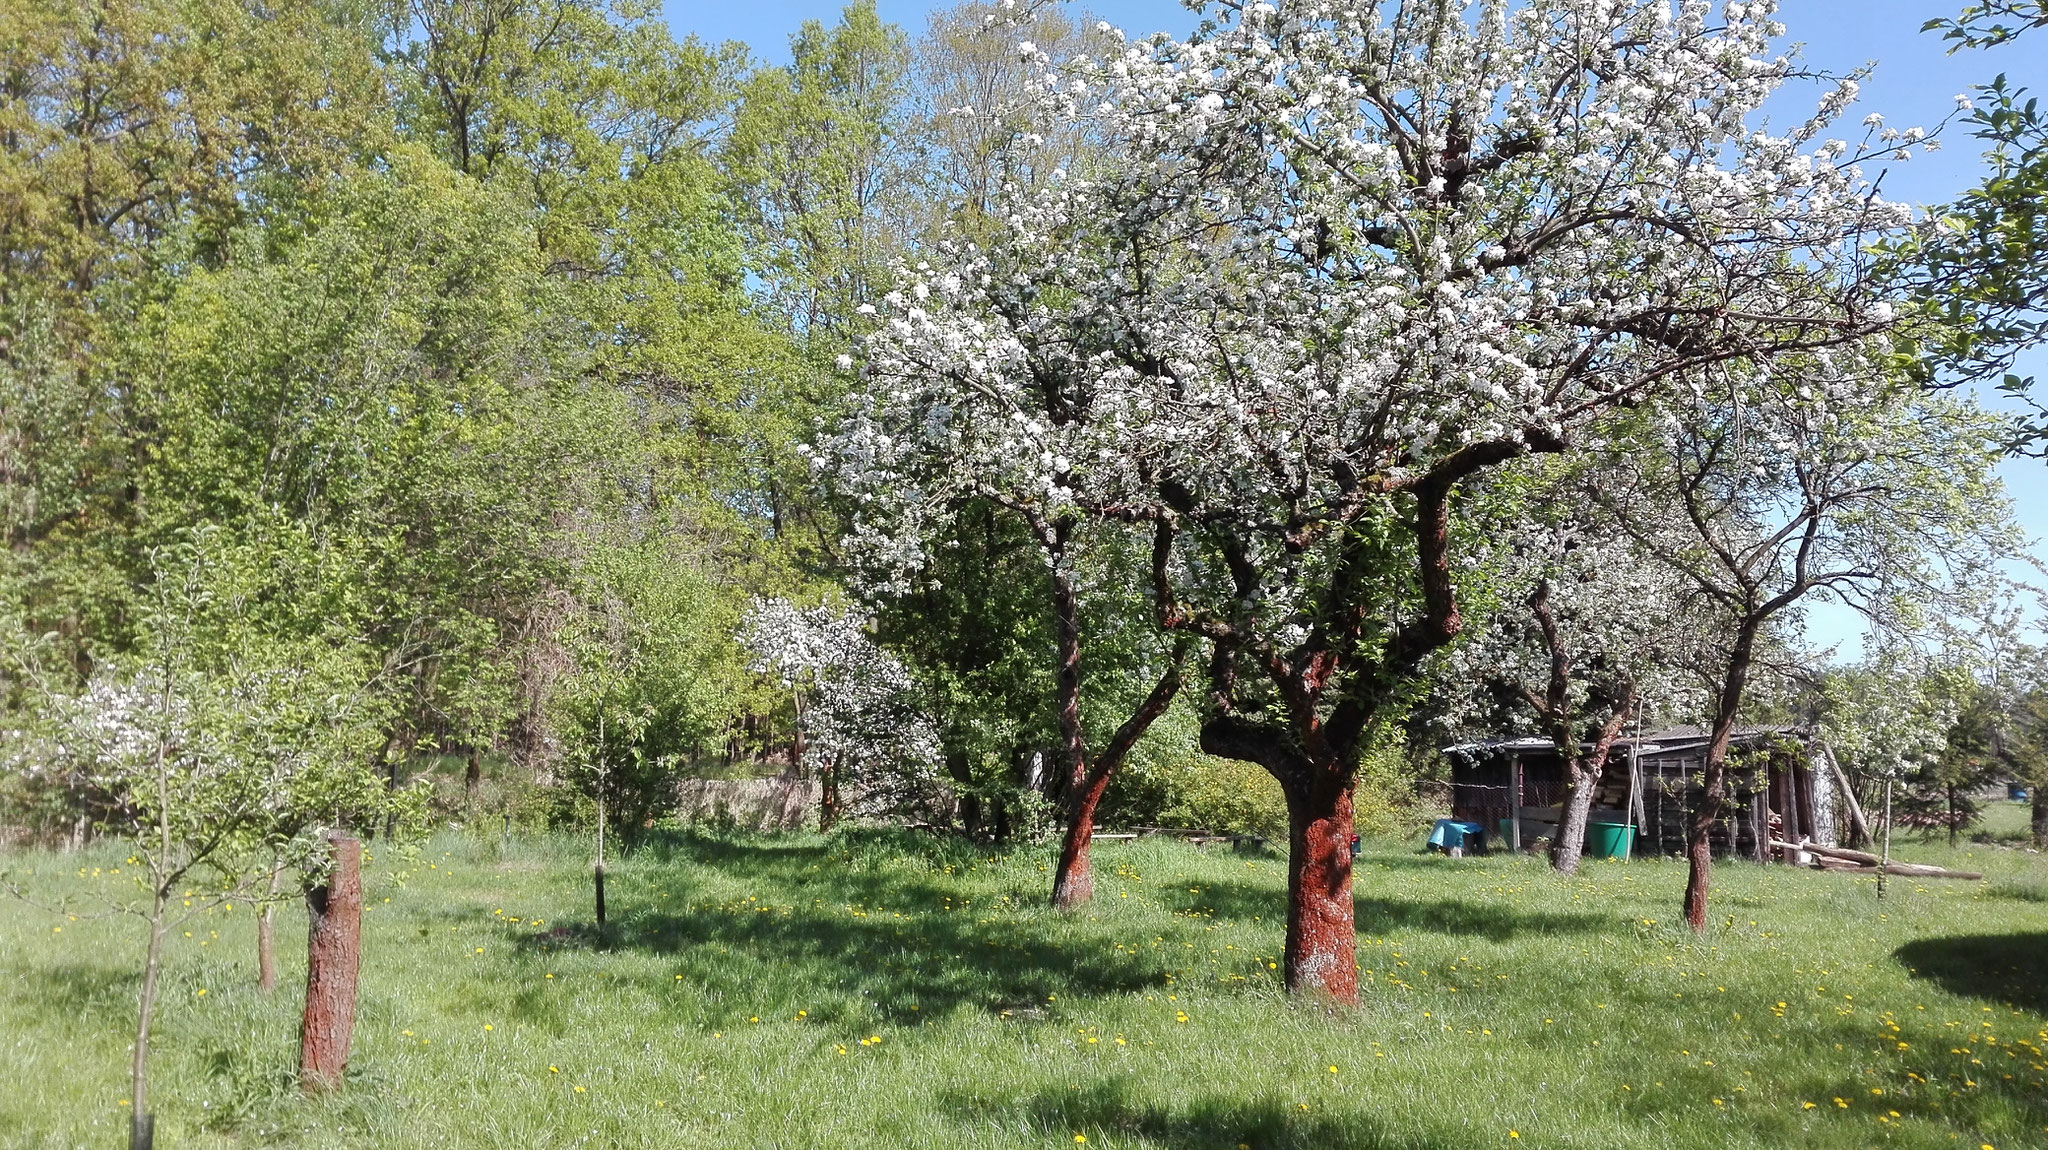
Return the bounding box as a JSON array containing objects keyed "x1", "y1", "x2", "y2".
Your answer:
[
  {"x1": 1877, "y1": 778, "x2": 1894, "y2": 901},
  {"x1": 1508, "y1": 754, "x2": 1523, "y2": 853},
  {"x1": 300, "y1": 834, "x2": 363, "y2": 1092}
]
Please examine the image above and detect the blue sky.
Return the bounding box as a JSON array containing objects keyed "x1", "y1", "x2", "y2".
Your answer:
[{"x1": 666, "y1": 0, "x2": 2047, "y2": 656}]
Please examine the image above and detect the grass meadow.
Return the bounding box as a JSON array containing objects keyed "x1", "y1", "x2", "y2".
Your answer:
[{"x1": 2, "y1": 807, "x2": 2045, "y2": 1149}]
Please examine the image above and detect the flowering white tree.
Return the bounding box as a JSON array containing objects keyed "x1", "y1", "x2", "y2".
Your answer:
[
  {"x1": 818, "y1": 263, "x2": 1189, "y2": 905},
  {"x1": 737, "y1": 597, "x2": 943, "y2": 828},
  {"x1": 841, "y1": 0, "x2": 1918, "y2": 1000},
  {"x1": 1595, "y1": 371, "x2": 2017, "y2": 928},
  {"x1": 1450, "y1": 467, "x2": 1708, "y2": 874}
]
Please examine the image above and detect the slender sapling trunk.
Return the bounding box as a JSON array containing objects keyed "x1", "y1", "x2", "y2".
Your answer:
[
  {"x1": 594, "y1": 712, "x2": 607, "y2": 928},
  {"x1": 256, "y1": 854, "x2": 283, "y2": 993},
  {"x1": 130, "y1": 887, "x2": 168, "y2": 1150},
  {"x1": 1878, "y1": 777, "x2": 1894, "y2": 900}
]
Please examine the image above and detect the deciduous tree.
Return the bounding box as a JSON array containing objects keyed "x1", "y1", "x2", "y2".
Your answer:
[{"x1": 853, "y1": 0, "x2": 1912, "y2": 999}]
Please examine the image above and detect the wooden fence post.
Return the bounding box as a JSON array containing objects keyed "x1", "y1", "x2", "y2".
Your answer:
[
  {"x1": 300, "y1": 834, "x2": 363, "y2": 1092},
  {"x1": 1509, "y1": 754, "x2": 1523, "y2": 853}
]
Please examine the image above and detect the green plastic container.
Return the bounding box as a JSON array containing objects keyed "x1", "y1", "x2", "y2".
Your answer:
[{"x1": 1587, "y1": 822, "x2": 1634, "y2": 859}]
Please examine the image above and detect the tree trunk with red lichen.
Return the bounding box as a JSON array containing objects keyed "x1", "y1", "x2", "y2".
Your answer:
[
  {"x1": 300, "y1": 835, "x2": 362, "y2": 1092},
  {"x1": 1039, "y1": 520, "x2": 1187, "y2": 910},
  {"x1": 1281, "y1": 774, "x2": 1357, "y2": 1002},
  {"x1": 1201, "y1": 709, "x2": 1362, "y2": 1004},
  {"x1": 1049, "y1": 661, "x2": 1184, "y2": 910}
]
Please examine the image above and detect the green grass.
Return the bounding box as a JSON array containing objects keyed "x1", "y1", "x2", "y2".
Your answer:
[{"x1": 3, "y1": 825, "x2": 2045, "y2": 1149}]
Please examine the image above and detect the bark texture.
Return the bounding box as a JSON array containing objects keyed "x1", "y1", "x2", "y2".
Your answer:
[
  {"x1": 1282, "y1": 777, "x2": 1358, "y2": 1003},
  {"x1": 1684, "y1": 625, "x2": 1757, "y2": 931},
  {"x1": 1523, "y1": 580, "x2": 1636, "y2": 877},
  {"x1": 1050, "y1": 651, "x2": 1185, "y2": 910},
  {"x1": 818, "y1": 755, "x2": 841, "y2": 834},
  {"x1": 300, "y1": 835, "x2": 363, "y2": 1092},
  {"x1": 1552, "y1": 769, "x2": 1599, "y2": 875},
  {"x1": 2034, "y1": 788, "x2": 2046, "y2": 849}
]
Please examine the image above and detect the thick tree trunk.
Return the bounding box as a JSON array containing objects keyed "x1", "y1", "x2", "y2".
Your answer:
[
  {"x1": 464, "y1": 750, "x2": 481, "y2": 806},
  {"x1": 300, "y1": 835, "x2": 363, "y2": 1092},
  {"x1": 2034, "y1": 788, "x2": 2046, "y2": 849},
  {"x1": 1282, "y1": 777, "x2": 1358, "y2": 1004},
  {"x1": 1551, "y1": 762, "x2": 1598, "y2": 876},
  {"x1": 1681, "y1": 764, "x2": 1723, "y2": 930}
]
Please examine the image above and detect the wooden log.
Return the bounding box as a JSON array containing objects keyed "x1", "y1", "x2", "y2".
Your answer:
[
  {"x1": 300, "y1": 835, "x2": 363, "y2": 1092},
  {"x1": 1772, "y1": 840, "x2": 1983, "y2": 880},
  {"x1": 1774, "y1": 838, "x2": 1879, "y2": 866},
  {"x1": 1879, "y1": 861, "x2": 1984, "y2": 880}
]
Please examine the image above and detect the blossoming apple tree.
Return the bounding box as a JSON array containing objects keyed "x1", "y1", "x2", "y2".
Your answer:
[
  {"x1": 840, "y1": 0, "x2": 1918, "y2": 1000},
  {"x1": 738, "y1": 597, "x2": 943, "y2": 827},
  {"x1": 1593, "y1": 369, "x2": 2016, "y2": 929},
  {"x1": 1448, "y1": 465, "x2": 1707, "y2": 875}
]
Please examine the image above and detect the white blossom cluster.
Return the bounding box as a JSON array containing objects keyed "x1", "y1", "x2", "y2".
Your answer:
[
  {"x1": 4, "y1": 667, "x2": 326, "y2": 863},
  {"x1": 821, "y1": 0, "x2": 1919, "y2": 655},
  {"x1": 736, "y1": 598, "x2": 944, "y2": 814},
  {"x1": 1445, "y1": 502, "x2": 1708, "y2": 737}
]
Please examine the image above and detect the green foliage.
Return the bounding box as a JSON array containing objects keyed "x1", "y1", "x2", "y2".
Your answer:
[
  {"x1": 1098, "y1": 699, "x2": 1286, "y2": 838},
  {"x1": 1895, "y1": 4, "x2": 2048, "y2": 449},
  {"x1": 548, "y1": 541, "x2": 747, "y2": 843},
  {"x1": 725, "y1": 0, "x2": 914, "y2": 339}
]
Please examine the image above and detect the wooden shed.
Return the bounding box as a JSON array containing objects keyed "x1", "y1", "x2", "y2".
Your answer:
[{"x1": 1442, "y1": 726, "x2": 1839, "y2": 858}]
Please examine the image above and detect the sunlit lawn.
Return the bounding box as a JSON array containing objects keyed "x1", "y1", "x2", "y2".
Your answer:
[{"x1": 3, "y1": 810, "x2": 2044, "y2": 1149}]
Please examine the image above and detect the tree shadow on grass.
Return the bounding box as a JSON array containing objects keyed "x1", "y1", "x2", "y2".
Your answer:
[
  {"x1": 508, "y1": 835, "x2": 1178, "y2": 1026},
  {"x1": 1894, "y1": 933, "x2": 2048, "y2": 1014},
  {"x1": 942, "y1": 1079, "x2": 1459, "y2": 1150},
  {"x1": 1179, "y1": 878, "x2": 1606, "y2": 941},
  {"x1": 11, "y1": 960, "x2": 136, "y2": 1026}
]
